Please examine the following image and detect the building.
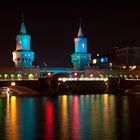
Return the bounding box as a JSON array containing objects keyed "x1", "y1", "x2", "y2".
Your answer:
[
  {"x1": 1, "y1": 17, "x2": 139, "y2": 80},
  {"x1": 71, "y1": 24, "x2": 91, "y2": 70},
  {"x1": 115, "y1": 46, "x2": 140, "y2": 66},
  {"x1": 91, "y1": 53, "x2": 111, "y2": 69},
  {"x1": 12, "y1": 16, "x2": 35, "y2": 68}
]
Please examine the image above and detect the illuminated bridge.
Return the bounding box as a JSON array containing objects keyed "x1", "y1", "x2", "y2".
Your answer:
[
  {"x1": 0, "y1": 78, "x2": 140, "y2": 95},
  {"x1": 39, "y1": 68, "x2": 84, "y2": 78}
]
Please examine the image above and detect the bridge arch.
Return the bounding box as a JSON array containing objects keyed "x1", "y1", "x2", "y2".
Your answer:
[
  {"x1": 0, "y1": 74, "x2": 2, "y2": 79},
  {"x1": 0, "y1": 86, "x2": 39, "y2": 96},
  {"x1": 125, "y1": 85, "x2": 140, "y2": 94},
  {"x1": 51, "y1": 72, "x2": 71, "y2": 78}
]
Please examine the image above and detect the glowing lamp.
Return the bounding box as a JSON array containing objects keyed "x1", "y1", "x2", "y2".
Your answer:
[
  {"x1": 93, "y1": 59, "x2": 97, "y2": 64},
  {"x1": 47, "y1": 72, "x2": 51, "y2": 76},
  {"x1": 74, "y1": 73, "x2": 78, "y2": 76},
  {"x1": 11, "y1": 82, "x2": 16, "y2": 86},
  {"x1": 104, "y1": 57, "x2": 108, "y2": 62},
  {"x1": 100, "y1": 58, "x2": 104, "y2": 63}
]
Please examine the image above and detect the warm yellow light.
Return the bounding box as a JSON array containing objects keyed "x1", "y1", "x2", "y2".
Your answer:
[
  {"x1": 129, "y1": 65, "x2": 136, "y2": 70},
  {"x1": 93, "y1": 59, "x2": 97, "y2": 64},
  {"x1": 90, "y1": 74, "x2": 93, "y2": 77},
  {"x1": 122, "y1": 66, "x2": 126, "y2": 69},
  {"x1": 11, "y1": 82, "x2": 16, "y2": 86},
  {"x1": 109, "y1": 62, "x2": 112, "y2": 67}
]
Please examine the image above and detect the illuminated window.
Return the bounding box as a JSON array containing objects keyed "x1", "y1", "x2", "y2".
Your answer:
[
  {"x1": 93, "y1": 59, "x2": 97, "y2": 64},
  {"x1": 82, "y1": 43, "x2": 85, "y2": 48},
  {"x1": 109, "y1": 62, "x2": 112, "y2": 67},
  {"x1": 104, "y1": 57, "x2": 108, "y2": 62},
  {"x1": 100, "y1": 58, "x2": 104, "y2": 63}
]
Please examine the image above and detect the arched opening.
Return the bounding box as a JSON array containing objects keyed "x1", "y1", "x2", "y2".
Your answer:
[
  {"x1": 129, "y1": 74, "x2": 133, "y2": 79},
  {"x1": 124, "y1": 75, "x2": 128, "y2": 79},
  {"x1": 80, "y1": 74, "x2": 84, "y2": 78},
  {"x1": 99, "y1": 74, "x2": 104, "y2": 78},
  {"x1": 90, "y1": 74, "x2": 94, "y2": 78},
  {"x1": 4, "y1": 74, "x2": 9, "y2": 79},
  {"x1": 0, "y1": 74, "x2": 2, "y2": 79},
  {"x1": 108, "y1": 74, "x2": 113, "y2": 78},
  {"x1": 28, "y1": 74, "x2": 34, "y2": 80},
  {"x1": 136, "y1": 75, "x2": 139, "y2": 79},
  {"x1": 53, "y1": 72, "x2": 70, "y2": 78},
  {"x1": 17, "y1": 74, "x2": 23, "y2": 80},
  {"x1": 11, "y1": 74, "x2": 16, "y2": 79}
]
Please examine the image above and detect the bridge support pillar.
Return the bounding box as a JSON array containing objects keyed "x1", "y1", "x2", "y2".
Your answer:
[
  {"x1": 108, "y1": 78, "x2": 124, "y2": 94},
  {"x1": 38, "y1": 78, "x2": 58, "y2": 93}
]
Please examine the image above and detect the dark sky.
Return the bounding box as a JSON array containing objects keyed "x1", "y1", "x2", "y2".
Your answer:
[{"x1": 0, "y1": 0, "x2": 140, "y2": 67}]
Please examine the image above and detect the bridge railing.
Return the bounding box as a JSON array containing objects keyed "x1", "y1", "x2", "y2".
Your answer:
[{"x1": 0, "y1": 79, "x2": 38, "y2": 81}]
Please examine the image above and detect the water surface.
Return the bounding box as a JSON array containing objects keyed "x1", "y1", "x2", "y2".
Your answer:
[{"x1": 0, "y1": 94, "x2": 140, "y2": 140}]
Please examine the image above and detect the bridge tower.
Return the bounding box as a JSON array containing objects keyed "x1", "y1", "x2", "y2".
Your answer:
[
  {"x1": 12, "y1": 15, "x2": 34, "y2": 68},
  {"x1": 71, "y1": 22, "x2": 91, "y2": 69}
]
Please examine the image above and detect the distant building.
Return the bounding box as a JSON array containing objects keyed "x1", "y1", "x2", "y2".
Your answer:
[
  {"x1": 12, "y1": 16, "x2": 34, "y2": 68},
  {"x1": 115, "y1": 46, "x2": 140, "y2": 66},
  {"x1": 90, "y1": 53, "x2": 111, "y2": 69},
  {"x1": 71, "y1": 24, "x2": 91, "y2": 70}
]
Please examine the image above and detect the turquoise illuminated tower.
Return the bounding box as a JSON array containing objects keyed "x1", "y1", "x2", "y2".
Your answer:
[
  {"x1": 71, "y1": 23, "x2": 91, "y2": 69},
  {"x1": 12, "y1": 16, "x2": 34, "y2": 68}
]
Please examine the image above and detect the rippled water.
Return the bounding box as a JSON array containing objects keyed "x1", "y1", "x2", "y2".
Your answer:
[{"x1": 0, "y1": 94, "x2": 140, "y2": 140}]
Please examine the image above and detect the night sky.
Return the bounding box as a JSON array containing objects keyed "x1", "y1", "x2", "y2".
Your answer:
[{"x1": 0, "y1": 0, "x2": 140, "y2": 67}]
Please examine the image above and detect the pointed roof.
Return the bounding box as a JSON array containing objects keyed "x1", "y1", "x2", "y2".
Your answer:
[
  {"x1": 20, "y1": 14, "x2": 27, "y2": 34},
  {"x1": 77, "y1": 25, "x2": 84, "y2": 37},
  {"x1": 77, "y1": 18, "x2": 84, "y2": 37}
]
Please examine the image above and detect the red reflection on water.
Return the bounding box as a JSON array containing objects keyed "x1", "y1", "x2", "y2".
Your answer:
[
  {"x1": 72, "y1": 96, "x2": 81, "y2": 140},
  {"x1": 45, "y1": 101, "x2": 54, "y2": 140}
]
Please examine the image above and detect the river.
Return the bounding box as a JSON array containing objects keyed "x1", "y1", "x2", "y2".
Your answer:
[{"x1": 0, "y1": 94, "x2": 140, "y2": 140}]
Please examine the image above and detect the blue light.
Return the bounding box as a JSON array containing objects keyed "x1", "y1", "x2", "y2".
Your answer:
[
  {"x1": 104, "y1": 57, "x2": 108, "y2": 62},
  {"x1": 100, "y1": 58, "x2": 104, "y2": 63}
]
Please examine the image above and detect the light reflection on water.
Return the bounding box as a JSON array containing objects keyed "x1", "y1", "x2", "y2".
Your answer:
[{"x1": 0, "y1": 94, "x2": 140, "y2": 139}]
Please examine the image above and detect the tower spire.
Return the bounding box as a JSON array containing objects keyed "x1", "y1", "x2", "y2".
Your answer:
[
  {"x1": 20, "y1": 13, "x2": 27, "y2": 34},
  {"x1": 77, "y1": 18, "x2": 84, "y2": 37},
  {"x1": 13, "y1": 15, "x2": 34, "y2": 68}
]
